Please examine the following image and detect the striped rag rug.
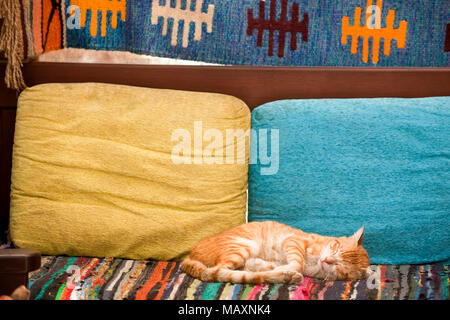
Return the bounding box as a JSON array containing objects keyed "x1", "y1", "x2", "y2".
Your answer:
[{"x1": 29, "y1": 256, "x2": 450, "y2": 300}]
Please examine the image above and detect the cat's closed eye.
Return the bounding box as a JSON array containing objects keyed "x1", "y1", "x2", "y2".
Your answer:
[{"x1": 330, "y1": 241, "x2": 340, "y2": 253}]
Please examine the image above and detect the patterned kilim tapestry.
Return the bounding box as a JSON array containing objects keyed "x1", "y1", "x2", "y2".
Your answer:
[
  {"x1": 29, "y1": 256, "x2": 450, "y2": 300},
  {"x1": 1, "y1": 0, "x2": 449, "y2": 90}
]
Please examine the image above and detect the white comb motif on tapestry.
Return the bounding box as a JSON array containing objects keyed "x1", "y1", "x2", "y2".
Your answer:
[{"x1": 151, "y1": 0, "x2": 215, "y2": 47}]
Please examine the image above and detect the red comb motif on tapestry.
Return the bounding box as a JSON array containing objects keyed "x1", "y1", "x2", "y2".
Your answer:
[{"x1": 247, "y1": 0, "x2": 309, "y2": 58}]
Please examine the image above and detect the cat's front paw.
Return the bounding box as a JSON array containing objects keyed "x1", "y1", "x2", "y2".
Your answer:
[{"x1": 289, "y1": 272, "x2": 304, "y2": 284}]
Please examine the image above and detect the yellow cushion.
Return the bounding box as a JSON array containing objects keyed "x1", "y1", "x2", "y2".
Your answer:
[{"x1": 10, "y1": 83, "x2": 250, "y2": 260}]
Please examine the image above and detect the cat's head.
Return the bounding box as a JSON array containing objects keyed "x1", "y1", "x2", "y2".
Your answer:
[{"x1": 318, "y1": 226, "x2": 372, "y2": 281}]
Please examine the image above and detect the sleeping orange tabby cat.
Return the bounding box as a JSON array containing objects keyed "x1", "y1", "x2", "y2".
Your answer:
[{"x1": 182, "y1": 221, "x2": 372, "y2": 284}]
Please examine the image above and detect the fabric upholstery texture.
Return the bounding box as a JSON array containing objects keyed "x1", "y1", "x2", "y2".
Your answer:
[
  {"x1": 248, "y1": 97, "x2": 450, "y2": 265},
  {"x1": 10, "y1": 83, "x2": 250, "y2": 260}
]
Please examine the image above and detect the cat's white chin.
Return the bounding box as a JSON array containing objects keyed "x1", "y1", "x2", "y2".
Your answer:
[{"x1": 318, "y1": 263, "x2": 337, "y2": 280}]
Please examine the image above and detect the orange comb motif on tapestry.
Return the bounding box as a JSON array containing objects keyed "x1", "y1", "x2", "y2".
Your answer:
[
  {"x1": 341, "y1": 0, "x2": 407, "y2": 64},
  {"x1": 71, "y1": 0, "x2": 126, "y2": 37}
]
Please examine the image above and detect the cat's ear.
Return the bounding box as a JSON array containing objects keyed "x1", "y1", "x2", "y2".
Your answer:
[{"x1": 350, "y1": 226, "x2": 365, "y2": 246}]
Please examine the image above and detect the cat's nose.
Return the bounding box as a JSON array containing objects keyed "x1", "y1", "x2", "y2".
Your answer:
[{"x1": 322, "y1": 257, "x2": 337, "y2": 265}]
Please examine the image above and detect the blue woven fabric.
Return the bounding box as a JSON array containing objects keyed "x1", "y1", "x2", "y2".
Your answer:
[
  {"x1": 248, "y1": 97, "x2": 450, "y2": 265},
  {"x1": 65, "y1": 0, "x2": 450, "y2": 67}
]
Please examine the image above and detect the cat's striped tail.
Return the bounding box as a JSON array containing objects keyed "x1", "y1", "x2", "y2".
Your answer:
[
  {"x1": 182, "y1": 259, "x2": 266, "y2": 284},
  {"x1": 182, "y1": 257, "x2": 301, "y2": 284},
  {"x1": 203, "y1": 268, "x2": 266, "y2": 284},
  {"x1": 181, "y1": 257, "x2": 262, "y2": 283}
]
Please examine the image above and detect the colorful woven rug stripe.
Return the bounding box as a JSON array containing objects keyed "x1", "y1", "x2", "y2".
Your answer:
[{"x1": 28, "y1": 256, "x2": 450, "y2": 300}]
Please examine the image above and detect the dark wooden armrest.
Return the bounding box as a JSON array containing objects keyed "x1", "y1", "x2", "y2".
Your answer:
[{"x1": 0, "y1": 249, "x2": 41, "y2": 295}]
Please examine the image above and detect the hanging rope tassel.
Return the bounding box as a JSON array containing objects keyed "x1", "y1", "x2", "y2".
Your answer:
[{"x1": 0, "y1": 0, "x2": 27, "y2": 91}]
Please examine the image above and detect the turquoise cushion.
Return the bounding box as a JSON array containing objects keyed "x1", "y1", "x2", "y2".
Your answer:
[{"x1": 248, "y1": 97, "x2": 450, "y2": 265}]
